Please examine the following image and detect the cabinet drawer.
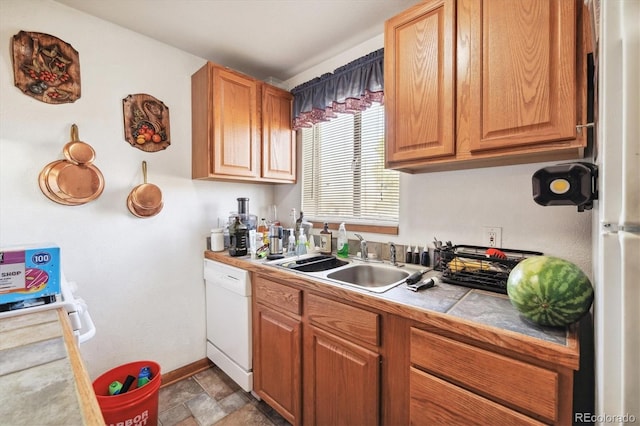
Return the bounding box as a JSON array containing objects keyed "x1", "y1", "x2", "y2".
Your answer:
[
  {"x1": 410, "y1": 328, "x2": 558, "y2": 422},
  {"x1": 306, "y1": 293, "x2": 379, "y2": 347},
  {"x1": 410, "y1": 367, "x2": 545, "y2": 425},
  {"x1": 254, "y1": 277, "x2": 301, "y2": 316}
]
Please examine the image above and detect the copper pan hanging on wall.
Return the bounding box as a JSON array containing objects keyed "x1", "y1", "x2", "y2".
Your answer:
[
  {"x1": 38, "y1": 124, "x2": 104, "y2": 206},
  {"x1": 127, "y1": 161, "x2": 163, "y2": 218}
]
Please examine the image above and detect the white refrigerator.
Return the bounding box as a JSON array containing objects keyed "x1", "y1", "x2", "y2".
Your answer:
[{"x1": 594, "y1": 0, "x2": 640, "y2": 423}]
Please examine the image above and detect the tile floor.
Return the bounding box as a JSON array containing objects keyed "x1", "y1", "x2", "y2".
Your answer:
[{"x1": 158, "y1": 365, "x2": 290, "y2": 426}]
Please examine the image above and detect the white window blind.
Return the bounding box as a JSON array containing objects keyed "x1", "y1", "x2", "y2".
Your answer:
[{"x1": 301, "y1": 103, "x2": 399, "y2": 224}]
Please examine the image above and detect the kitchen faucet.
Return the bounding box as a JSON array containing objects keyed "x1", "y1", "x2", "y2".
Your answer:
[
  {"x1": 354, "y1": 234, "x2": 368, "y2": 261},
  {"x1": 389, "y1": 242, "x2": 397, "y2": 266}
]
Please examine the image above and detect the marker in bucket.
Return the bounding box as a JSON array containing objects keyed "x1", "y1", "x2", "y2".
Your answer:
[
  {"x1": 119, "y1": 375, "x2": 136, "y2": 394},
  {"x1": 138, "y1": 366, "x2": 152, "y2": 388},
  {"x1": 108, "y1": 381, "x2": 123, "y2": 395}
]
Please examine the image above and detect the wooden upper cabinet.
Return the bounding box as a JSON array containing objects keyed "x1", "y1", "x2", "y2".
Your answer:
[
  {"x1": 261, "y1": 84, "x2": 296, "y2": 181},
  {"x1": 191, "y1": 62, "x2": 296, "y2": 183},
  {"x1": 384, "y1": 0, "x2": 456, "y2": 164},
  {"x1": 385, "y1": 0, "x2": 588, "y2": 172},
  {"x1": 213, "y1": 67, "x2": 260, "y2": 178},
  {"x1": 465, "y1": 0, "x2": 577, "y2": 152}
]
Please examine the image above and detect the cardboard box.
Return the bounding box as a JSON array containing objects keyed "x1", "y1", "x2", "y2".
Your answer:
[{"x1": 0, "y1": 245, "x2": 61, "y2": 305}]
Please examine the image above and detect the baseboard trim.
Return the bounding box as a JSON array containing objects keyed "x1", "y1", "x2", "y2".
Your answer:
[{"x1": 160, "y1": 358, "x2": 214, "y2": 388}]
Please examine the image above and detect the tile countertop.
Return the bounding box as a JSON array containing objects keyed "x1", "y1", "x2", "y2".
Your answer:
[
  {"x1": 0, "y1": 308, "x2": 104, "y2": 425},
  {"x1": 205, "y1": 251, "x2": 580, "y2": 371},
  {"x1": 383, "y1": 274, "x2": 568, "y2": 345}
]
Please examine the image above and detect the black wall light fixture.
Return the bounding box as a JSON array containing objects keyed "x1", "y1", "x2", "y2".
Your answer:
[{"x1": 532, "y1": 162, "x2": 598, "y2": 212}]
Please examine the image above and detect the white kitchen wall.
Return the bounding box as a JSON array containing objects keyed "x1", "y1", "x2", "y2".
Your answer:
[
  {"x1": 279, "y1": 34, "x2": 592, "y2": 275},
  {"x1": 1, "y1": 0, "x2": 592, "y2": 381},
  {"x1": 0, "y1": 0, "x2": 274, "y2": 378}
]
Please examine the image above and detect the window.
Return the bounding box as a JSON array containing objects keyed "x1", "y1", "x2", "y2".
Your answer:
[{"x1": 301, "y1": 103, "x2": 399, "y2": 225}]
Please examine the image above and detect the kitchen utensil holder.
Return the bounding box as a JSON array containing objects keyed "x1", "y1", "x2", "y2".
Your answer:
[{"x1": 434, "y1": 245, "x2": 543, "y2": 294}]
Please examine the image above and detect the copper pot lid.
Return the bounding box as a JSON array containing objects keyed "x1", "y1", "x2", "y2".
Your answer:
[{"x1": 37, "y1": 124, "x2": 104, "y2": 206}]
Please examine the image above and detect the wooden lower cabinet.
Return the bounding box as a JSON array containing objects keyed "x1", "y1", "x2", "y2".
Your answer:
[
  {"x1": 250, "y1": 272, "x2": 578, "y2": 426},
  {"x1": 253, "y1": 276, "x2": 302, "y2": 425},
  {"x1": 253, "y1": 306, "x2": 301, "y2": 425},
  {"x1": 303, "y1": 325, "x2": 380, "y2": 426},
  {"x1": 410, "y1": 368, "x2": 545, "y2": 425},
  {"x1": 410, "y1": 327, "x2": 574, "y2": 425},
  {"x1": 252, "y1": 275, "x2": 381, "y2": 425}
]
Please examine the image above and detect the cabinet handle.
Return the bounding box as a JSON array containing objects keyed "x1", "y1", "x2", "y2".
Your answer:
[{"x1": 576, "y1": 123, "x2": 595, "y2": 133}]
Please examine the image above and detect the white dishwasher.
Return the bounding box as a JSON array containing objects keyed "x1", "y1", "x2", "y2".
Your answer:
[{"x1": 204, "y1": 259, "x2": 252, "y2": 391}]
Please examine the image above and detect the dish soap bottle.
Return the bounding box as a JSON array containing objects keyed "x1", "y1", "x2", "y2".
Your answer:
[
  {"x1": 406, "y1": 245, "x2": 412, "y2": 263},
  {"x1": 319, "y1": 222, "x2": 332, "y2": 255},
  {"x1": 337, "y1": 222, "x2": 349, "y2": 258}
]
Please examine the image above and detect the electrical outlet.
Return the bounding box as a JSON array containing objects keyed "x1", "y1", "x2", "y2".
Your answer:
[{"x1": 483, "y1": 227, "x2": 502, "y2": 247}]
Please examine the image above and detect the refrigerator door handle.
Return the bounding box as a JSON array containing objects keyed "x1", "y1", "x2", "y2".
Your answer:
[{"x1": 602, "y1": 223, "x2": 640, "y2": 233}]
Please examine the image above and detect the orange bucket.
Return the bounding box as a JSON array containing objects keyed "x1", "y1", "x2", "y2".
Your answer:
[{"x1": 92, "y1": 361, "x2": 161, "y2": 426}]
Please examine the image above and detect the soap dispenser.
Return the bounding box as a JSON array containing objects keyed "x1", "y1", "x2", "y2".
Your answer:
[
  {"x1": 296, "y1": 234, "x2": 308, "y2": 256},
  {"x1": 320, "y1": 222, "x2": 333, "y2": 255}
]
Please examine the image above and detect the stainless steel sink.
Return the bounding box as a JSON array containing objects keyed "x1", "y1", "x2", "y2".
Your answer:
[
  {"x1": 271, "y1": 255, "x2": 349, "y2": 272},
  {"x1": 267, "y1": 254, "x2": 413, "y2": 293},
  {"x1": 325, "y1": 263, "x2": 410, "y2": 293}
]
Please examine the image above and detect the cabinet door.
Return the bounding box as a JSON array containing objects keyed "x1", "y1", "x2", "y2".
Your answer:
[
  {"x1": 384, "y1": 0, "x2": 456, "y2": 164},
  {"x1": 253, "y1": 305, "x2": 301, "y2": 425},
  {"x1": 304, "y1": 325, "x2": 380, "y2": 426},
  {"x1": 212, "y1": 67, "x2": 260, "y2": 178},
  {"x1": 261, "y1": 85, "x2": 296, "y2": 182},
  {"x1": 465, "y1": 0, "x2": 578, "y2": 152}
]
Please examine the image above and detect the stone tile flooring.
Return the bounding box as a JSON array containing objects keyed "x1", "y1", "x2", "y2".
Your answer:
[{"x1": 158, "y1": 365, "x2": 290, "y2": 426}]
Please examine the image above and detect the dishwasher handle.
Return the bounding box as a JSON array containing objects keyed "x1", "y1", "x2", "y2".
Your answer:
[{"x1": 204, "y1": 259, "x2": 251, "y2": 296}]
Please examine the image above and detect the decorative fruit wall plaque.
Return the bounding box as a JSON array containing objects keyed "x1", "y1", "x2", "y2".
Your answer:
[
  {"x1": 123, "y1": 94, "x2": 171, "y2": 152},
  {"x1": 11, "y1": 31, "x2": 81, "y2": 104}
]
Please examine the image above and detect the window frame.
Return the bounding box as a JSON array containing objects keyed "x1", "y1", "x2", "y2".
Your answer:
[{"x1": 299, "y1": 104, "x2": 399, "y2": 235}]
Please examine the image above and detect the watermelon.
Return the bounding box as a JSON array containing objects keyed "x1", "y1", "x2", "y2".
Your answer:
[{"x1": 506, "y1": 256, "x2": 593, "y2": 327}]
